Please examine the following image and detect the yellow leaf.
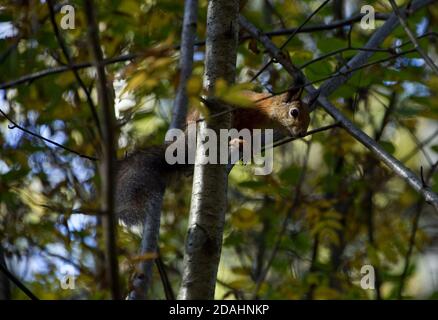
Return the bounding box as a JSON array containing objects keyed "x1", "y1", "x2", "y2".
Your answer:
[
  {"x1": 314, "y1": 287, "x2": 341, "y2": 299},
  {"x1": 71, "y1": 130, "x2": 83, "y2": 146},
  {"x1": 151, "y1": 57, "x2": 174, "y2": 69},
  {"x1": 231, "y1": 266, "x2": 251, "y2": 276},
  {"x1": 216, "y1": 82, "x2": 256, "y2": 108},
  {"x1": 427, "y1": 76, "x2": 438, "y2": 91},
  {"x1": 143, "y1": 78, "x2": 159, "y2": 90},
  {"x1": 56, "y1": 72, "x2": 76, "y2": 86},
  {"x1": 222, "y1": 91, "x2": 255, "y2": 108},
  {"x1": 214, "y1": 78, "x2": 228, "y2": 97},
  {"x1": 186, "y1": 76, "x2": 202, "y2": 97},
  {"x1": 123, "y1": 72, "x2": 148, "y2": 94},
  {"x1": 118, "y1": 0, "x2": 140, "y2": 16},
  {"x1": 231, "y1": 208, "x2": 259, "y2": 230}
]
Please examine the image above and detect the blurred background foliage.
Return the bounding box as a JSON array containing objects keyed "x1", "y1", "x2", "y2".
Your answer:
[{"x1": 0, "y1": 0, "x2": 437, "y2": 299}]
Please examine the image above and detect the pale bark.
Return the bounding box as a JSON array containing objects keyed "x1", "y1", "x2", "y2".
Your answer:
[{"x1": 178, "y1": 0, "x2": 239, "y2": 300}]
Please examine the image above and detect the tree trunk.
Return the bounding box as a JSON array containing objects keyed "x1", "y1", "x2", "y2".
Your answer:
[{"x1": 178, "y1": 0, "x2": 239, "y2": 300}]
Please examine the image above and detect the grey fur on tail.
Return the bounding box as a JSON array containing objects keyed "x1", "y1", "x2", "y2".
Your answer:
[
  {"x1": 115, "y1": 145, "x2": 192, "y2": 226},
  {"x1": 115, "y1": 146, "x2": 169, "y2": 226}
]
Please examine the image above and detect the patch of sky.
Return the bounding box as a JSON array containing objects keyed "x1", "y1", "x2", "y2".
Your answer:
[
  {"x1": 0, "y1": 159, "x2": 10, "y2": 174},
  {"x1": 0, "y1": 22, "x2": 17, "y2": 38},
  {"x1": 193, "y1": 51, "x2": 204, "y2": 62},
  {"x1": 71, "y1": 157, "x2": 94, "y2": 183}
]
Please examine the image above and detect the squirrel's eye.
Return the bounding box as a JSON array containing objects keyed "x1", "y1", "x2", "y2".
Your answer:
[{"x1": 289, "y1": 108, "x2": 299, "y2": 118}]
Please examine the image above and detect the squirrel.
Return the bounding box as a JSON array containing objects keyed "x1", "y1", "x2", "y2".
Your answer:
[{"x1": 115, "y1": 88, "x2": 311, "y2": 226}]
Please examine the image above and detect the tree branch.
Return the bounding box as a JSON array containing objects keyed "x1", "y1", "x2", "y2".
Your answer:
[
  {"x1": 251, "y1": 0, "x2": 331, "y2": 82},
  {"x1": 398, "y1": 161, "x2": 438, "y2": 298},
  {"x1": 299, "y1": 32, "x2": 436, "y2": 70},
  {"x1": 0, "y1": 107, "x2": 97, "y2": 161},
  {"x1": 0, "y1": 260, "x2": 39, "y2": 300},
  {"x1": 46, "y1": 0, "x2": 102, "y2": 137},
  {"x1": 0, "y1": 54, "x2": 137, "y2": 91},
  {"x1": 252, "y1": 143, "x2": 311, "y2": 299},
  {"x1": 170, "y1": 0, "x2": 198, "y2": 130},
  {"x1": 388, "y1": 0, "x2": 438, "y2": 75},
  {"x1": 127, "y1": 0, "x2": 199, "y2": 300},
  {"x1": 318, "y1": 0, "x2": 437, "y2": 97},
  {"x1": 238, "y1": 0, "x2": 438, "y2": 213},
  {"x1": 0, "y1": 12, "x2": 392, "y2": 92},
  {"x1": 84, "y1": 0, "x2": 121, "y2": 300},
  {"x1": 0, "y1": 246, "x2": 11, "y2": 300}
]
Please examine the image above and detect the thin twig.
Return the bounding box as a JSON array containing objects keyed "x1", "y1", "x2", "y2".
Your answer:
[
  {"x1": 0, "y1": 53, "x2": 137, "y2": 91},
  {"x1": 0, "y1": 3, "x2": 64, "y2": 65},
  {"x1": 155, "y1": 250, "x2": 175, "y2": 300},
  {"x1": 389, "y1": 0, "x2": 438, "y2": 75},
  {"x1": 251, "y1": 0, "x2": 332, "y2": 82},
  {"x1": 255, "y1": 48, "x2": 417, "y2": 103},
  {"x1": 271, "y1": 122, "x2": 341, "y2": 149},
  {"x1": 370, "y1": 90, "x2": 436, "y2": 165},
  {"x1": 46, "y1": 0, "x2": 102, "y2": 137},
  {"x1": 0, "y1": 15, "x2": 398, "y2": 92},
  {"x1": 299, "y1": 32, "x2": 436, "y2": 70},
  {"x1": 171, "y1": 0, "x2": 198, "y2": 130},
  {"x1": 0, "y1": 107, "x2": 98, "y2": 161},
  {"x1": 398, "y1": 161, "x2": 438, "y2": 298},
  {"x1": 402, "y1": 127, "x2": 438, "y2": 163},
  {"x1": 0, "y1": 261, "x2": 39, "y2": 300},
  {"x1": 239, "y1": 0, "x2": 438, "y2": 212},
  {"x1": 252, "y1": 142, "x2": 312, "y2": 299}
]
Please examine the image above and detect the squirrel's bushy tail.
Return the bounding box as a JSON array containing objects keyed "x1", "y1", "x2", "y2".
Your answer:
[{"x1": 115, "y1": 146, "x2": 172, "y2": 226}]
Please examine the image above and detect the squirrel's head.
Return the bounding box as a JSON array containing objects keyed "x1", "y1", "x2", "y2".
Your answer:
[{"x1": 273, "y1": 87, "x2": 310, "y2": 137}]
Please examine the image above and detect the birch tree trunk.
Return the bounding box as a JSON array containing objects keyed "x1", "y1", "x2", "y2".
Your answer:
[{"x1": 178, "y1": 0, "x2": 239, "y2": 300}]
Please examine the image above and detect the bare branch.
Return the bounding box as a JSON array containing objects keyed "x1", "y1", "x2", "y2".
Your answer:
[
  {"x1": 319, "y1": 0, "x2": 437, "y2": 97},
  {"x1": 251, "y1": 0, "x2": 331, "y2": 82},
  {"x1": 0, "y1": 107, "x2": 97, "y2": 161},
  {"x1": 155, "y1": 251, "x2": 176, "y2": 300},
  {"x1": 272, "y1": 122, "x2": 341, "y2": 149},
  {"x1": 252, "y1": 143, "x2": 312, "y2": 299},
  {"x1": 299, "y1": 32, "x2": 436, "y2": 70},
  {"x1": 46, "y1": 0, "x2": 102, "y2": 137},
  {"x1": 388, "y1": 0, "x2": 438, "y2": 75},
  {"x1": 402, "y1": 127, "x2": 438, "y2": 163},
  {"x1": 0, "y1": 260, "x2": 39, "y2": 300},
  {"x1": 398, "y1": 161, "x2": 438, "y2": 298},
  {"x1": 128, "y1": 200, "x2": 163, "y2": 300},
  {"x1": 0, "y1": 14, "x2": 394, "y2": 92},
  {"x1": 0, "y1": 54, "x2": 137, "y2": 91},
  {"x1": 0, "y1": 247, "x2": 11, "y2": 300},
  {"x1": 213, "y1": 13, "x2": 391, "y2": 47},
  {"x1": 170, "y1": 0, "x2": 198, "y2": 130},
  {"x1": 239, "y1": 1, "x2": 438, "y2": 213},
  {"x1": 84, "y1": 0, "x2": 121, "y2": 300}
]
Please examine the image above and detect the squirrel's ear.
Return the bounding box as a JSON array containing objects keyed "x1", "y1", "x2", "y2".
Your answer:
[{"x1": 284, "y1": 86, "x2": 303, "y2": 103}]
